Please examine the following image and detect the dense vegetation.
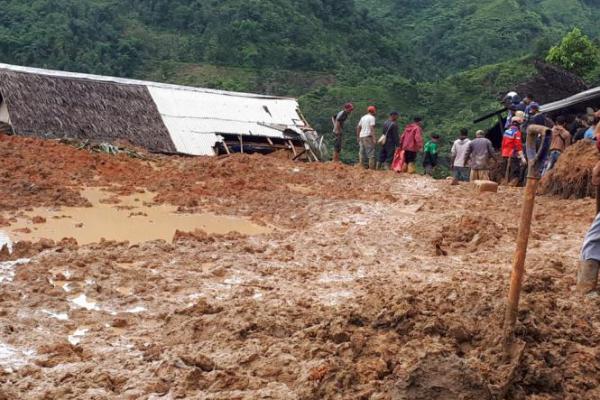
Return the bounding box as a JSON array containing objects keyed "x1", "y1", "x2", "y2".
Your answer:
[{"x1": 0, "y1": 0, "x2": 599, "y2": 164}]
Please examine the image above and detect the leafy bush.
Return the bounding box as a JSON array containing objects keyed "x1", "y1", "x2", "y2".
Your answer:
[{"x1": 546, "y1": 28, "x2": 600, "y2": 76}]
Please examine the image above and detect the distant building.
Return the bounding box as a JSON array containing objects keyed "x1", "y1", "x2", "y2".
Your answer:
[{"x1": 0, "y1": 63, "x2": 323, "y2": 160}]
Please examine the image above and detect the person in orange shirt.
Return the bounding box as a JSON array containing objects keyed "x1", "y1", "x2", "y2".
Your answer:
[{"x1": 501, "y1": 114, "x2": 526, "y2": 183}]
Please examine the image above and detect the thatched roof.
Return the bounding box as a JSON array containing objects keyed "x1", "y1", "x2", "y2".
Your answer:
[{"x1": 0, "y1": 69, "x2": 176, "y2": 153}]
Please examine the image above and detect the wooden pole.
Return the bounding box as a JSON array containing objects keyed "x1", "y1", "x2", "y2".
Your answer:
[
  {"x1": 288, "y1": 140, "x2": 298, "y2": 157},
  {"x1": 222, "y1": 141, "x2": 231, "y2": 155},
  {"x1": 503, "y1": 125, "x2": 549, "y2": 348},
  {"x1": 502, "y1": 176, "x2": 538, "y2": 342}
]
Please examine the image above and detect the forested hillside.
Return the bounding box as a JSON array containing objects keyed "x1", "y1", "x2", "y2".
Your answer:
[
  {"x1": 359, "y1": 0, "x2": 600, "y2": 78},
  {"x1": 0, "y1": 0, "x2": 408, "y2": 76},
  {"x1": 0, "y1": 0, "x2": 599, "y2": 163}
]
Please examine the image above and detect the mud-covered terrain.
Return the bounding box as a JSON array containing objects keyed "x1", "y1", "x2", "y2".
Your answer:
[{"x1": 1, "y1": 135, "x2": 599, "y2": 400}]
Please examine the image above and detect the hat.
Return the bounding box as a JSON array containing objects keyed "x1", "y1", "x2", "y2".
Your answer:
[
  {"x1": 529, "y1": 102, "x2": 540, "y2": 111},
  {"x1": 344, "y1": 103, "x2": 354, "y2": 111},
  {"x1": 476, "y1": 130, "x2": 485, "y2": 136},
  {"x1": 514, "y1": 111, "x2": 525, "y2": 119},
  {"x1": 367, "y1": 106, "x2": 377, "y2": 114}
]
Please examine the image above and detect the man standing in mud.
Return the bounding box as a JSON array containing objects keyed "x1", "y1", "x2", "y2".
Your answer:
[
  {"x1": 377, "y1": 111, "x2": 400, "y2": 170},
  {"x1": 578, "y1": 124, "x2": 600, "y2": 294},
  {"x1": 464, "y1": 130, "x2": 497, "y2": 181},
  {"x1": 356, "y1": 106, "x2": 377, "y2": 169},
  {"x1": 331, "y1": 103, "x2": 354, "y2": 162}
]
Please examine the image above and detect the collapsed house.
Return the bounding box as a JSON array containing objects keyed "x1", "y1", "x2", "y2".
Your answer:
[{"x1": 0, "y1": 63, "x2": 324, "y2": 160}]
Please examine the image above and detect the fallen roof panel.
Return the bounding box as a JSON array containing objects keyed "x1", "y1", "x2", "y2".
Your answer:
[
  {"x1": 540, "y1": 86, "x2": 600, "y2": 114},
  {"x1": 148, "y1": 85, "x2": 306, "y2": 155}
]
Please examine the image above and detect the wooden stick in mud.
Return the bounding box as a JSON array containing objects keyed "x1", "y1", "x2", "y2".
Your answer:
[
  {"x1": 502, "y1": 177, "x2": 538, "y2": 343},
  {"x1": 503, "y1": 125, "x2": 549, "y2": 348}
]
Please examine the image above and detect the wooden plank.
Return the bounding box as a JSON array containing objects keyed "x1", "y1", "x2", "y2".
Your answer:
[
  {"x1": 307, "y1": 146, "x2": 319, "y2": 162},
  {"x1": 288, "y1": 140, "x2": 298, "y2": 157},
  {"x1": 292, "y1": 149, "x2": 307, "y2": 161},
  {"x1": 222, "y1": 141, "x2": 231, "y2": 155}
]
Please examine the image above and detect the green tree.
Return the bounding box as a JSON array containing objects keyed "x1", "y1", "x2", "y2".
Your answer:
[{"x1": 546, "y1": 28, "x2": 600, "y2": 76}]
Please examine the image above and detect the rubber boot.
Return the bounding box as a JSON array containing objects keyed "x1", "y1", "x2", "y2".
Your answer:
[
  {"x1": 332, "y1": 151, "x2": 340, "y2": 163},
  {"x1": 375, "y1": 162, "x2": 382, "y2": 170},
  {"x1": 407, "y1": 162, "x2": 416, "y2": 174},
  {"x1": 577, "y1": 260, "x2": 600, "y2": 294},
  {"x1": 369, "y1": 158, "x2": 376, "y2": 170}
]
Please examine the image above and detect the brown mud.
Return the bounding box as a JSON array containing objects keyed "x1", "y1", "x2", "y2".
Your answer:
[
  {"x1": 3, "y1": 188, "x2": 270, "y2": 245},
  {"x1": 1, "y1": 135, "x2": 600, "y2": 399}
]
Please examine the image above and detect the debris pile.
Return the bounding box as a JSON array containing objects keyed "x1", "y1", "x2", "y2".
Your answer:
[{"x1": 539, "y1": 140, "x2": 599, "y2": 198}]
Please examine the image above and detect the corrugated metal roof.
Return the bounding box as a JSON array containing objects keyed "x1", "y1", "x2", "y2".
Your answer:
[
  {"x1": 148, "y1": 85, "x2": 306, "y2": 155},
  {"x1": 540, "y1": 86, "x2": 600, "y2": 114},
  {"x1": 0, "y1": 63, "x2": 312, "y2": 156}
]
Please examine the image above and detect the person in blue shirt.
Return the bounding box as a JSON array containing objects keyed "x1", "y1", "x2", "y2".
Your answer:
[{"x1": 584, "y1": 117, "x2": 599, "y2": 141}]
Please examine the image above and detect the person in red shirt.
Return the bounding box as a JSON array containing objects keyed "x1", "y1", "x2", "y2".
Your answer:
[
  {"x1": 501, "y1": 114, "x2": 526, "y2": 183},
  {"x1": 399, "y1": 117, "x2": 424, "y2": 174}
]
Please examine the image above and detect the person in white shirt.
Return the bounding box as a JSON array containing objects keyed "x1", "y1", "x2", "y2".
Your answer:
[
  {"x1": 356, "y1": 106, "x2": 377, "y2": 169},
  {"x1": 451, "y1": 128, "x2": 472, "y2": 182}
]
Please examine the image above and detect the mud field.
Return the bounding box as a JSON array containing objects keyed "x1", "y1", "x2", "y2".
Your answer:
[{"x1": 1, "y1": 135, "x2": 600, "y2": 400}]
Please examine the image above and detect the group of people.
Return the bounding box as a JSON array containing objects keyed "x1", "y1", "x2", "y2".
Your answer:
[
  {"x1": 333, "y1": 103, "x2": 424, "y2": 173},
  {"x1": 331, "y1": 103, "x2": 499, "y2": 181},
  {"x1": 500, "y1": 92, "x2": 600, "y2": 184},
  {"x1": 332, "y1": 95, "x2": 600, "y2": 184}
]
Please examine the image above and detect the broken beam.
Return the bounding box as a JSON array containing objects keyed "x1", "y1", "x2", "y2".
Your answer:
[{"x1": 288, "y1": 140, "x2": 298, "y2": 157}]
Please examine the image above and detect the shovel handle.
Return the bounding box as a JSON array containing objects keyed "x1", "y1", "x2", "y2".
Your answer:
[{"x1": 503, "y1": 125, "x2": 548, "y2": 348}]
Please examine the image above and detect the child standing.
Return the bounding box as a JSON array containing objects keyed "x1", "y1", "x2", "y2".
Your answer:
[{"x1": 423, "y1": 134, "x2": 440, "y2": 176}]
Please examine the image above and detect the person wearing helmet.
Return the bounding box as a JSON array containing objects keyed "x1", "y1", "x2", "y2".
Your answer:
[
  {"x1": 356, "y1": 106, "x2": 377, "y2": 169},
  {"x1": 503, "y1": 91, "x2": 525, "y2": 129},
  {"x1": 331, "y1": 103, "x2": 354, "y2": 162}
]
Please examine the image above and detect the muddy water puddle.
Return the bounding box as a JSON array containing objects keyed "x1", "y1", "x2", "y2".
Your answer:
[{"x1": 2, "y1": 187, "x2": 271, "y2": 245}]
